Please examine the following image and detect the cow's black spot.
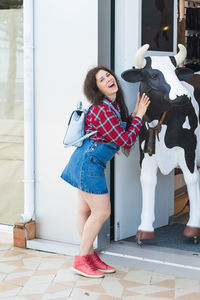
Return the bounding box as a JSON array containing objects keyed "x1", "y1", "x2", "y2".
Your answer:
[
  {"x1": 139, "y1": 102, "x2": 198, "y2": 173},
  {"x1": 186, "y1": 75, "x2": 200, "y2": 123},
  {"x1": 169, "y1": 56, "x2": 176, "y2": 67}
]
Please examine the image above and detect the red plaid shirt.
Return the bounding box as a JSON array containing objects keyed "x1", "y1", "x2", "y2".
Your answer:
[{"x1": 85, "y1": 98, "x2": 143, "y2": 149}]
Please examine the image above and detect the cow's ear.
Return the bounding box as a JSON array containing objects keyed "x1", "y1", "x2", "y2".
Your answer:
[
  {"x1": 175, "y1": 67, "x2": 194, "y2": 81},
  {"x1": 121, "y1": 68, "x2": 143, "y2": 83}
]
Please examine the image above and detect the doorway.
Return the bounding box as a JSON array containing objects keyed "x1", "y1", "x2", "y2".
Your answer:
[{"x1": 174, "y1": 169, "x2": 189, "y2": 225}]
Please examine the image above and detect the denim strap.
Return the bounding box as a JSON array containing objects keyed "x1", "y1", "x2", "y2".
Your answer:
[{"x1": 103, "y1": 99, "x2": 121, "y2": 120}]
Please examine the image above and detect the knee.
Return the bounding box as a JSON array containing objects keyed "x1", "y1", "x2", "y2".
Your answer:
[
  {"x1": 104, "y1": 207, "x2": 111, "y2": 220},
  {"x1": 94, "y1": 208, "x2": 111, "y2": 222},
  {"x1": 78, "y1": 206, "x2": 91, "y2": 217}
]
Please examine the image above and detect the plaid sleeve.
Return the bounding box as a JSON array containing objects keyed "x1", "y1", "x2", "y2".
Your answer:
[{"x1": 92, "y1": 104, "x2": 143, "y2": 149}]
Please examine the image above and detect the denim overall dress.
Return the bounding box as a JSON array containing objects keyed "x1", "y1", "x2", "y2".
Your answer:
[{"x1": 61, "y1": 100, "x2": 126, "y2": 194}]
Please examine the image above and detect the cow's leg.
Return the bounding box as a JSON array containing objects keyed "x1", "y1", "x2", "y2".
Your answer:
[
  {"x1": 136, "y1": 155, "x2": 158, "y2": 239},
  {"x1": 182, "y1": 166, "x2": 200, "y2": 237}
]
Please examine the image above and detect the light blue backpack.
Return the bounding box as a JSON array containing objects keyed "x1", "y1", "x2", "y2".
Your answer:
[
  {"x1": 63, "y1": 101, "x2": 97, "y2": 148},
  {"x1": 63, "y1": 99, "x2": 121, "y2": 148}
]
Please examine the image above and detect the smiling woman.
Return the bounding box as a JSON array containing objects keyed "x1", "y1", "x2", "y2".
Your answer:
[
  {"x1": 60, "y1": 65, "x2": 150, "y2": 278},
  {"x1": 96, "y1": 70, "x2": 118, "y2": 100}
]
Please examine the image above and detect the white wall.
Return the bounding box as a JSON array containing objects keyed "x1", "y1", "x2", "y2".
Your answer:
[
  {"x1": 114, "y1": 0, "x2": 174, "y2": 240},
  {"x1": 34, "y1": 0, "x2": 98, "y2": 244}
]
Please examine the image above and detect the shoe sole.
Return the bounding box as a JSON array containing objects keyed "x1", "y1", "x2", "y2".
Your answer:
[
  {"x1": 71, "y1": 267, "x2": 104, "y2": 278},
  {"x1": 98, "y1": 268, "x2": 116, "y2": 274}
]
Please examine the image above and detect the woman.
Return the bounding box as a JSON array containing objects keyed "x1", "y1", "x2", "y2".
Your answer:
[{"x1": 61, "y1": 66, "x2": 150, "y2": 278}]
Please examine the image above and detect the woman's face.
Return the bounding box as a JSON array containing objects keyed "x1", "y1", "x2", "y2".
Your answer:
[{"x1": 96, "y1": 69, "x2": 118, "y2": 100}]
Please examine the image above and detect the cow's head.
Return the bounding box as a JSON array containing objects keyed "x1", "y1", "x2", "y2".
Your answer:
[{"x1": 121, "y1": 44, "x2": 194, "y2": 115}]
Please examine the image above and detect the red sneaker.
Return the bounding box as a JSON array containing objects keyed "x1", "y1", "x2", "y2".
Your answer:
[
  {"x1": 90, "y1": 251, "x2": 116, "y2": 273},
  {"x1": 72, "y1": 255, "x2": 104, "y2": 278}
]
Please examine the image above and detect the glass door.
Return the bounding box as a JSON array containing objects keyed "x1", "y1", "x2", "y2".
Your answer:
[{"x1": 0, "y1": 0, "x2": 24, "y2": 225}]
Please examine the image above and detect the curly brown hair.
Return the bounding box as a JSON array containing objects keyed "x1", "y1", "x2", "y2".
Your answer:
[{"x1": 83, "y1": 65, "x2": 131, "y2": 129}]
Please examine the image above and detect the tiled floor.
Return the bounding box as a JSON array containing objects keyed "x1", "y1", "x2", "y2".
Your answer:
[{"x1": 1, "y1": 232, "x2": 200, "y2": 300}]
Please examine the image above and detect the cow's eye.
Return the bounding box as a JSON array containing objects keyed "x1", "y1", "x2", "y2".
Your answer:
[{"x1": 151, "y1": 73, "x2": 158, "y2": 79}]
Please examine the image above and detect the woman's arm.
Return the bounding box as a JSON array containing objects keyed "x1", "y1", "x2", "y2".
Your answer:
[
  {"x1": 90, "y1": 94, "x2": 150, "y2": 149},
  {"x1": 93, "y1": 105, "x2": 143, "y2": 149}
]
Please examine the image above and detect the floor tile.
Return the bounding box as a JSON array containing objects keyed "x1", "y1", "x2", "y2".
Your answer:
[
  {"x1": 176, "y1": 292, "x2": 200, "y2": 300},
  {"x1": 25, "y1": 274, "x2": 56, "y2": 286},
  {"x1": 123, "y1": 289, "x2": 141, "y2": 297},
  {"x1": 0, "y1": 273, "x2": 7, "y2": 282},
  {"x1": 3, "y1": 250, "x2": 24, "y2": 258},
  {"x1": 41, "y1": 286, "x2": 72, "y2": 299},
  {"x1": 4, "y1": 275, "x2": 30, "y2": 286},
  {"x1": 78, "y1": 284, "x2": 106, "y2": 293},
  {"x1": 145, "y1": 289, "x2": 174, "y2": 298},
  {"x1": 175, "y1": 286, "x2": 200, "y2": 298},
  {"x1": 151, "y1": 272, "x2": 175, "y2": 284},
  {"x1": 108, "y1": 269, "x2": 128, "y2": 280},
  {"x1": 119, "y1": 279, "x2": 146, "y2": 288},
  {"x1": 43, "y1": 297, "x2": 67, "y2": 300},
  {"x1": 97, "y1": 296, "x2": 121, "y2": 300},
  {"x1": 175, "y1": 278, "x2": 199, "y2": 289},
  {"x1": 33, "y1": 269, "x2": 58, "y2": 276},
  {"x1": 154, "y1": 279, "x2": 175, "y2": 289},
  {"x1": 0, "y1": 297, "x2": 30, "y2": 300},
  {"x1": 18, "y1": 282, "x2": 50, "y2": 296},
  {"x1": 0, "y1": 262, "x2": 18, "y2": 273},
  {"x1": 54, "y1": 270, "x2": 78, "y2": 284},
  {"x1": 18, "y1": 294, "x2": 44, "y2": 300},
  {"x1": 0, "y1": 282, "x2": 22, "y2": 298},
  {"x1": 101, "y1": 277, "x2": 124, "y2": 297},
  {"x1": 128, "y1": 284, "x2": 172, "y2": 295},
  {"x1": 124, "y1": 270, "x2": 153, "y2": 284},
  {"x1": 69, "y1": 287, "x2": 100, "y2": 300},
  {"x1": 3, "y1": 235, "x2": 200, "y2": 300}
]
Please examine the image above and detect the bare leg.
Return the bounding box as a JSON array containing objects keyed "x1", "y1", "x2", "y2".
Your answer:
[
  {"x1": 77, "y1": 190, "x2": 93, "y2": 254},
  {"x1": 77, "y1": 190, "x2": 110, "y2": 256},
  {"x1": 77, "y1": 190, "x2": 91, "y2": 236}
]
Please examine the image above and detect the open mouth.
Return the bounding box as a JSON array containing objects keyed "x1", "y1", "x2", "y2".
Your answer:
[{"x1": 108, "y1": 82, "x2": 115, "y2": 88}]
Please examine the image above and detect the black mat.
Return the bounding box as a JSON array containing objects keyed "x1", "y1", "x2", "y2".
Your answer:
[{"x1": 124, "y1": 223, "x2": 200, "y2": 252}]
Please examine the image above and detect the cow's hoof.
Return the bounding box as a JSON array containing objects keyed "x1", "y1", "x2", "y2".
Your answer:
[
  {"x1": 136, "y1": 230, "x2": 155, "y2": 240},
  {"x1": 184, "y1": 226, "x2": 200, "y2": 238}
]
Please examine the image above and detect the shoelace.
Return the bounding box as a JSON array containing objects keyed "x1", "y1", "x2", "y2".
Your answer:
[
  {"x1": 93, "y1": 252, "x2": 107, "y2": 267},
  {"x1": 84, "y1": 255, "x2": 97, "y2": 271}
]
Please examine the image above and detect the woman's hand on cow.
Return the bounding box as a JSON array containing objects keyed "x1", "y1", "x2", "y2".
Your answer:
[
  {"x1": 135, "y1": 93, "x2": 150, "y2": 119},
  {"x1": 132, "y1": 92, "x2": 150, "y2": 118},
  {"x1": 132, "y1": 92, "x2": 141, "y2": 117},
  {"x1": 134, "y1": 93, "x2": 150, "y2": 119}
]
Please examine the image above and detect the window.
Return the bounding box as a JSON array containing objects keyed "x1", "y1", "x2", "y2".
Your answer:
[
  {"x1": 0, "y1": 0, "x2": 23, "y2": 9},
  {"x1": 0, "y1": 1, "x2": 24, "y2": 224},
  {"x1": 141, "y1": 0, "x2": 174, "y2": 52}
]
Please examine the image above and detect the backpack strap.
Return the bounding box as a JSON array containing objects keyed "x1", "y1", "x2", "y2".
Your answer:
[
  {"x1": 64, "y1": 130, "x2": 97, "y2": 148},
  {"x1": 103, "y1": 99, "x2": 121, "y2": 120}
]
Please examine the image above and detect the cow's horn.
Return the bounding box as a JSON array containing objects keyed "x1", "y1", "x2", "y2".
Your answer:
[
  {"x1": 174, "y1": 44, "x2": 187, "y2": 66},
  {"x1": 135, "y1": 44, "x2": 149, "y2": 68}
]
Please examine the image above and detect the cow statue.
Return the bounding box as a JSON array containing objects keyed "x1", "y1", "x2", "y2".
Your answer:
[{"x1": 121, "y1": 44, "x2": 200, "y2": 243}]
